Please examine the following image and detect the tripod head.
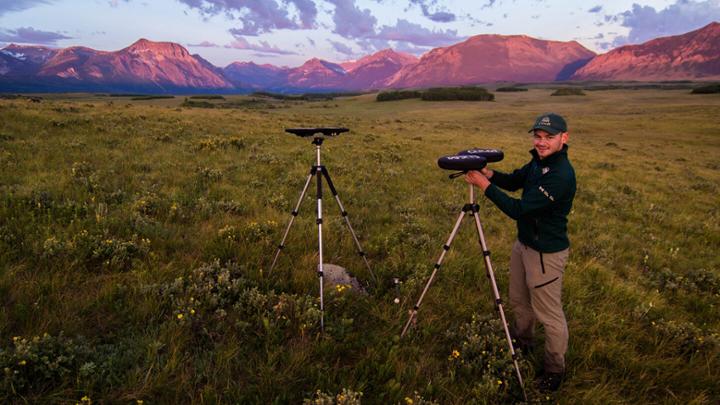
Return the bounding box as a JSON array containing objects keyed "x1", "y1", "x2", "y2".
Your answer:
[
  {"x1": 438, "y1": 148, "x2": 503, "y2": 179},
  {"x1": 285, "y1": 127, "x2": 349, "y2": 137},
  {"x1": 457, "y1": 148, "x2": 504, "y2": 163},
  {"x1": 438, "y1": 154, "x2": 488, "y2": 171}
]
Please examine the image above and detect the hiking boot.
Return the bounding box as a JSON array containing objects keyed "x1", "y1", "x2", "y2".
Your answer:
[
  {"x1": 537, "y1": 371, "x2": 564, "y2": 392},
  {"x1": 515, "y1": 340, "x2": 534, "y2": 355},
  {"x1": 509, "y1": 329, "x2": 533, "y2": 354},
  {"x1": 510, "y1": 336, "x2": 534, "y2": 355}
]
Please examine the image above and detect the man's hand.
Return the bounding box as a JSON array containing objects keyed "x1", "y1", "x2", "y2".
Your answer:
[{"x1": 465, "y1": 170, "x2": 491, "y2": 191}]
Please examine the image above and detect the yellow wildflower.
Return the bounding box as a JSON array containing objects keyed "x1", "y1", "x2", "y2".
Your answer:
[
  {"x1": 18, "y1": 360, "x2": 26, "y2": 366},
  {"x1": 404, "y1": 398, "x2": 414, "y2": 405},
  {"x1": 451, "y1": 349, "x2": 460, "y2": 359},
  {"x1": 177, "y1": 313, "x2": 184, "y2": 320}
]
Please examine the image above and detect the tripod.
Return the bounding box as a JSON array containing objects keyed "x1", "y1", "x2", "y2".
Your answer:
[
  {"x1": 400, "y1": 183, "x2": 527, "y2": 400},
  {"x1": 268, "y1": 132, "x2": 375, "y2": 332}
]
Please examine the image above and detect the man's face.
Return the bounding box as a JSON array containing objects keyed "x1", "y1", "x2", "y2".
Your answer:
[{"x1": 532, "y1": 129, "x2": 568, "y2": 159}]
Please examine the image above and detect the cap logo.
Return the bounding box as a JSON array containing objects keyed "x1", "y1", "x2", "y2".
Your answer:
[{"x1": 540, "y1": 116, "x2": 551, "y2": 126}]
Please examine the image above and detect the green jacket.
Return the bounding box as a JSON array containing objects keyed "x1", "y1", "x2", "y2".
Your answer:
[{"x1": 484, "y1": 145, "x2": 576, "y2": 253}]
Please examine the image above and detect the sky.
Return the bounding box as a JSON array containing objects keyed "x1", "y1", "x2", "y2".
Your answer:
[{"x1": 1, "y1": 0, "x2": 719, "y2": 67}]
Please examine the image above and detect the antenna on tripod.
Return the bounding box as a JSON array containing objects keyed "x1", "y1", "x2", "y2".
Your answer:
[
  {"x1": 401, "y1": 148, "x2": 527, "y2": 401},
  {"x1": 268, "y1": 127, "x2": 376, "y2": 332}
]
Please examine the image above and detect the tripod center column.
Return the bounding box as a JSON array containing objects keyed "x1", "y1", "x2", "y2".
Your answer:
[{"x1": 315, "y1": 138, "x2": 325, "y2": 331}]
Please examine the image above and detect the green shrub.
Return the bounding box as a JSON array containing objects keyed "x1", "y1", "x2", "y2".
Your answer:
[
  {"x1": 194, "y1": 137, "x2": 246, "y2": 150},
  {"x1": 1, "y1": 333, "x2": 87, "y2": 395},
  {"x1": 71, "y1": 230, "x2": 151, "y2": 271},
  {"x1": 690, "y1": 84, "x2": 720, "y2": 94},
  {"x1": 421, "y1": 87, "x2": 494, "y2": 101},
  {"x1": 195, "y1": 166, "x2": 223, "y2": 187},
  {"x1": 495, "y1": 87, "x2": 528, "y2": 92},
  {"x1": 1, "y1": 333, "x2": 140, "y2": 400},
  {"x1": 189, "y1": 95, "x2": 226, "y2": 100},
  {"x1": 649, "y1": 267, "x2": 719, "y2": 296},
  {"x1": 445, "y1": 314, "x2": 536, "y2": 402},
  {"x1": 71, "y1": 161, "x2": 100, "y2": 192},
  {"x1": 550, "y1": 88, "x2": 586, "y2": 96},
  {"x1": 181, "y1": 99, "x2": 216, "y2": 108},
  {"x1": 633, "y1": 303, "x2": 720, "y2": 356},
  {"x1": 149, "y1": 260, "x2": 321, "y2": 340},
  {"x1": 376, "y1": 90, "x2": 422, "y2": 102},
  {"x1": 303, "y1": 388, "x2": 363, "y2": 404},
  {"x1": 130, "y1": 95, "x2": 175, "y2": 100}
]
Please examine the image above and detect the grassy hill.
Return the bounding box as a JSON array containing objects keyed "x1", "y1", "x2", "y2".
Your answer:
[{"x1": 0, "y1": 89, "x2": 718, "y2": 403}]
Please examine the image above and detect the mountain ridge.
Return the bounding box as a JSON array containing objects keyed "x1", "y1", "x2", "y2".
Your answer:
[{"x1": 1, "y1": 23, "x2": 719, "y2": 93}]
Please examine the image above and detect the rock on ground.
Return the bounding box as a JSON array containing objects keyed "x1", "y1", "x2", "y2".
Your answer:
[{"x1": 321, "y1": 263, "x2": 367, "y2": 294}]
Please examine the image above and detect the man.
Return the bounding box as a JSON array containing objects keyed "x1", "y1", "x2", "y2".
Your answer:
[{"x1": 465, "y1": 113, "x2": 576, "y2": 392}]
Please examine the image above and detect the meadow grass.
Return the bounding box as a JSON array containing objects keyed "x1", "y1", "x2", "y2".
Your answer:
[{"x1": 0, "y1": 89, "x2": 718, "y2": 403}]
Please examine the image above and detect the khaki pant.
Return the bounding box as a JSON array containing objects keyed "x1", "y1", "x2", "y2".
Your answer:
[{"x1": 509, "y1": 240, "x2": 569, "y2": 373}]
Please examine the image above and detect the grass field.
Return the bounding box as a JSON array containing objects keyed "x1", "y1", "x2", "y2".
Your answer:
[{"x1": 1, "y1": 89, "x2": 719, "y2": 404}]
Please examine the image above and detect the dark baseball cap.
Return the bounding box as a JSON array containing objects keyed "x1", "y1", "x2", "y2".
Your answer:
[{"x1": 529, "y1": 113, "x2": 567, "y2": 135}]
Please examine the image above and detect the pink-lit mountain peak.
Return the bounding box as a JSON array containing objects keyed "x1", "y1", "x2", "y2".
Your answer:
[
  {"x1": 297, "y1": 58, "x2": 346, "y2": 74},
  {"x1": 226, "y1": 61, "x2": 285, "y2": 70},
  {"x1": 571, "y1": 21, "x2": 720, "y2": 81},
  {"x1": 386, "y1": 34, "x2": 595, "y2": 88},
  {"x1": 123, "y1": 38, "x2": 190, "y2": 58},
  {"x1": 341, "y1": 49, "x2": 418, "y2": 72},
  {"x1": 359, "y1": 48, "x2": 417, "y2": 63},
  {"x1": 1, "y1": 44, "x2": 57, "y2": 64}
]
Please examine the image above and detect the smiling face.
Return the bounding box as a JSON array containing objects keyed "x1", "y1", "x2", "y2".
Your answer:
[{"x1": 532, "y1": 129, "x2": 568, "y2": 159}]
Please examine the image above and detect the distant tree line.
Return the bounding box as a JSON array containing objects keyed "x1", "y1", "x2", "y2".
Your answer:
[
  {"x1": 377, "y1": 87, "x2": 495, "y2": 102},
  {"x1": 691, "y1": 84, "x2": 720, "y2": 94},
  {"x1": 495, "y1": 86, "x2": 528, "y2": 92}
]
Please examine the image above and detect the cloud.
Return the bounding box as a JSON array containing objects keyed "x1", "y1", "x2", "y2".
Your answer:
[
  {"x1": 357, "y1": 37, "x2": 390, "y2": 53},
  {"x1": 325, "y1": 0, "x2": 462, "y2": 51},
  {"x1": 224, "y1": 37, "x2": 297, "y2": 55},
  {"x1": 611, "y1": 0, "x2": 720, "y2": 46},
  {"x1": 0, "y1": 26, "x2": 71, "y2": 45},
  {"x1": 392, "y1": 41, "x2": 431, "y2": 56},
  {"x1": 187, "y1": 41, "x2": 219, "y2": 47},
  {"x1": 328, "y1": 39, "x2": 354, "y2": 55},
  {"x1": 424, "y1": 10, "x2": 455, "y2": 23},
  {"x1": 326, "y1": 0, "x2": 377, "y2": 39},
  {"x1": 288, "y1": 0, "x2": 317, "y2": 28},
  {"x1": 409, "y1": 0, "x2": 456, "y2": 22},
  {"x1": 0, "y1": 0, "x2": 50, "y2": 16},
  {"x1": 588, "y1": 5, "x2": 602, "y2": 13},
  {"x1": 323, "y1": 0, "x2": 464, "y2": 53},
  {"x1": 373, "y1": 19, "x2": 464, "y2": 46},
  {"x1": 177, "y1": 0, "x2": 317, "y2": 36}
]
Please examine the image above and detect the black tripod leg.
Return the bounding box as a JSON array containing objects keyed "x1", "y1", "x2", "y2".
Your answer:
[
  {"x1": 268, "y1": 169, "x2": 315, "y2": 276},
  {"x1": 316, "y1": 166, "x2": 325, "y2": 332},
  {"x1": 401, "y1": 209, "x2": 467, "y2": 337},
  {"x1": 471, "y1": 207, "x2": 527, "y2": 401},
  {"x1": 320, "y1": 168, "x2": 377, "y2": 284}
]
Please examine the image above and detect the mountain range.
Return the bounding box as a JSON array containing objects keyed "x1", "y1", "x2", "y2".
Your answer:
[{"x1": 1, "y1": 22, "x2": 718, "y2": 93}]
